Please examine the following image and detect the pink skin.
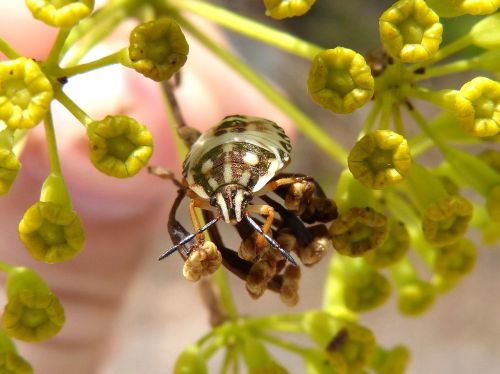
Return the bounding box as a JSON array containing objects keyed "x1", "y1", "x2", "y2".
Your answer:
[{"x1": 0, "y1": 4, "x2": 292, "y2": 374}]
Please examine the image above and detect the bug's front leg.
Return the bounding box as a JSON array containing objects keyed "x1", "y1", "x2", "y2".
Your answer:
[
  {"x1": 246, "y1": 204, "x2": 275, "y2": 251},
  {"x1": 188, "y1": 197, "x2": 214, "y2": 244}
]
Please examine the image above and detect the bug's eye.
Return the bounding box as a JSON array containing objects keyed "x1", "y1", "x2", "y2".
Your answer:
[
  {"x1": 243, "y1": 191, "x2": 253, "y2": 202},
  {"x1": 209, "y1": 195, "x2": 217, "y2": 207}
]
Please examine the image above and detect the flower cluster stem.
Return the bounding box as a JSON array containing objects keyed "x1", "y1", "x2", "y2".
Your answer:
[
  {"x1": 53, "y1": 87, "x2": 93, "y2": 127},
  {"x1": 171, "y1": 0, "x2": 322, "y2": 59},
  {"x1": 46, "y1": 28, "x2": 71, "y2": 67},
  {"x1": 0, "y1": 38, "x2": 20, "y2": 59}
]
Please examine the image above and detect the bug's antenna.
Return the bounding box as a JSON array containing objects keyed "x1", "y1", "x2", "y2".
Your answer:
[
  {"x1": 159, "y1": 217, "x2": 220, "y2": 260},
  {"x1": 245, "y1": 215, "x2": 298, "y2": 266}
]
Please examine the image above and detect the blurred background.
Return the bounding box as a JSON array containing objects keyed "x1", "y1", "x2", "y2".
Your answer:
[{"x1": 101, "y1": 2, "x2": 500, "y2": 374}]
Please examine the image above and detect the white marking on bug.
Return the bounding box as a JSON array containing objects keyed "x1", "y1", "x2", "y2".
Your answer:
[
  {"x1": 234, "y1": 189, "x2": 245, "y2": 222},
  {"x1": 201, "y1": 159, "x2": 213, "y2": 174},
  {"x1": 243, "y1": 151, "x2": 259, "y2": 166},
  {"x1": 238, "y1": 170, "x2": 252, "y2": 187},
  {"x1": 252, "y1": 158, "x2": 280, "y2": 192},
  {"x1": 216, "y1": 192, "x2": 230, "y2": 223},
  {"x1": 190, "y1": 185, "x2": 209, "y2": 199},
  {"x1": 208, "y1": 178, "x2": 219, "y2": 190}
]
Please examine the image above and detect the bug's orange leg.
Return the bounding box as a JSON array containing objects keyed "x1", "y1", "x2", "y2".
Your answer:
[
  {"x1": 255, "y1": 176, "x2": 311, "y2": 196},
  {"x1": 189, "y1": 198, "x2": 214, "y2": 242},
  {"x1": 247, "y1": 204, "x2": 275, "y2": 249}
]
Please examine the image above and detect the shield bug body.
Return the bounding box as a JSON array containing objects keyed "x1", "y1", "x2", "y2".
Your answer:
[{"x1": 160, "y1": 115, "x2": 302, "y2": 265}]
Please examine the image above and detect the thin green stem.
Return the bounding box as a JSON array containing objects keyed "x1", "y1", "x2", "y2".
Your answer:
[
  {"x1": 246, "y1": 313, "x2": 304, "y2": 333},
  {"x1": 404, "y1": 86, "x2": 456, "y2": 111},
  {"x1": 60, "y1": 49, "x2": 127, "y2": 77},
  {"x1": 202, "y1": 335, "x2": 227, "y2": 360},
  {"x1": 0, "y1": 38, "x2": 20, "y2": 59},
  {"x1": 170, "y1": 0, "x2": 322, "y2": 60},
  {"x1": 176, "y1": 15, "x2": 348, "y2": 166},
  {"x1": 360, "y1": 99, "x2": 382, "y2": 136},
  {"x1": 0, "y1": 261, "x2": 14, "y2": 274},
  {"x1": 379, "y1": 93, "x2": 392, "y2": 130},
  {"x1": 43, "y1": 111, "x2": 62, "y2": 175},
  {"x1": 392, "y1": 103, "x2": 405, "y2": 135},
  {"x1": 406, "y1": 105, "x2": 446, "y2": 151},
  {"x1": 414, "y1": 58, "x2": 474, "y2": 81},
  {"x1": 53, "y1": 87, "x2": 93, "y2": 127},
  {"x1": 45, "y1": 28, "x2": 71, "y2": 67},
  {"x1": 220, "y1": 346, "x2": 238, "y2": 374},
  {"x1": 213, "y1": 267, "x2": 238, "y2": 319},
  {"x1": 256, "y1": 331, "x2": 310, "y2": 355}
]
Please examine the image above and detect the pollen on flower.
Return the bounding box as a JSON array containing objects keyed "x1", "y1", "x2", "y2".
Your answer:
[
  {"x1": 129, "y1": 18, "x2": 189, "y2": 81},
  {"x1": 25, "y1": 0, "x2": 95, "y2": 28},
  {"x1": 308, "y1": 47, "x2": 374, "y2": 114},
  {"x1": 379, "y1": 0, "x2": 443, "y2": 63},
  {"x1": 87, "y1": 115, "x2": 153, "y2": 178},
  {"x1": 348, "y1": 130, "x2": 411, "y2": 189},
  {"x1": 421, "y1": 195, "x2": 473, "y2": 247},
  {"x1": 18, "y1": 201, "x2": 85, "y2": 263},
  {"x1": 264, "y1": 0, "x2": 316, "y2": 20},
  {"x1": 330, "y1": 207, "x2": 389, "y2": 256},
  {"x1": 182, "y1": 241, "x2": 222, "y2": 282},
  {"x1": 0, "y1": 58, "x2": 53, "y2": 129},
  {"x1": 2, "y1": 290, "x2": 64, "y2": 342},
  {"x1": 0, "y1": 147, "x2": 21, "y2": 195},
  {"x1": 455, "y1": 77, "x2": 500, "y2": 137}
]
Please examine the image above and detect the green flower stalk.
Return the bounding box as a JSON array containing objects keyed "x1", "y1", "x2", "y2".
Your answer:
[
  {"x1": 242, "y1": 336, "x2": 287, "y2": 374},
  {"x1": 308, "y1": 47, "x2": 374, "y2": 114},
  {"x1": 379, "y1": 0, "x2": 443, "y2": 63},
  {"x1": 479, "y1": 150, "x2": 500, "y2": 173},
  {"x1": 173, "y1": 345, "x2": 208, "y2": 374},
  {"x1": 455, "y1": 77, "x2": 500, "y2": 137},
  {"x1": 25, "y1": 0, "x2": 95, "y2": 28},
  {"x1": 427, "y1": 0, "x2": 499, "y2": 17},
  {"x1": 128, "y1": 18, "x2": 189, "y2": 82},
  {"x1": 264, "y1": 0, "x2": 316, "y2": 20},
  {"x1": 363, "y1": 220, "x2": 410, "y2": 268},
  {"x1": 0, "y1": 329, "x2": 33, "y2": 374},
  {"x1": 486, "y1": 185, "x2": 500, "y2": 221},
  {"x1": 1, "y1": 267, "x2": 64, "y2": 342},
  {"x1": 182, "y1": 241, "x2": 222, "y2": 282},
  {"x1": 18, "y1": 173, "x2": 84, "y2": 263},
  {"x1": 348, "y1": 130, "x2": 412, "y2": 189},
  {"x1": 390, "y1": 259, "x2": 436, "y2": 315},
  {"x1": 470, "y1": 12, "x2": 500, "y2": 48},
  {"x1": 0, "y1": 57, "x2": 53, "y2": 129},
  {"x1": 86, "y1": 115, "x2": 153, "y2": 178},
  {"x1": 369, "y1": 345, "x2": 410, "y2": 374}
]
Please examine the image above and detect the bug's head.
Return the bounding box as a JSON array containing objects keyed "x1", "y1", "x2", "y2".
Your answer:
[{"x1": 211, "y1": 184, "x2": 253, "y2": 224}]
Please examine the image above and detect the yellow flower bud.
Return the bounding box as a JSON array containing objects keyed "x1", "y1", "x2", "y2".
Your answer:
[
  {"x1": 0, "y1": 147, "x2": 21, "y2": 195},
  {"x1": 87, "y1": 115, "x2": 153, "y2": 178},
  {"x1": 128, "y1": 18, "x2": 189, "y2": 81},
  {"x1": 173, "y1": 345, "x2": 208, "y2": 374},
  {"x1": 432, "y1": 238, "x2": 477, "y2": 279},
  {"x1": 455, "y1": 77, "x2": 500, "y2": 137},
  {"x1": 0, "y1": 58, "x2": 52, "y2": 129},
  {"x1": 398, "y1": 279, "x2": 435, "y2": 315},
  {"x1": 348, "y1": 130, "x2": 411, "y2": 189},
  {"x1": 2, "y1": 290, "x2": 64, "y2": 342},
  {"x1": 308, "y1": 47, "x2": 374, "y2": 114},
  {"x1": 330, "y1": 207, "x2": 389, "y2": 256},
  {"x1": 264, "y1": 0, "x2": 316, "y2": 20},
  {"x1": 379, "y1": 0, "x2": 442, "y2": 63},
  {"x1": 421, "y1": 195, "x2": 473, "y2": 247},
  {"x1": 18, "y1": 201, "x2": 85, "y2": 263},
  {"x1": 364, "y1": 221, "x2": 410, "y2": 267},
  {"x1": 370, "y1": 345, "x2": 410, "y2": 374},
  {"x1": 0, "y1": 351, "x2": 33, "y2": 374},
  {"x1": 26, "y1": 0, "x2": 95, "y2": 28},
  {"x1": 182, "y1": 241, "x2": 222, "y2": 282}
]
